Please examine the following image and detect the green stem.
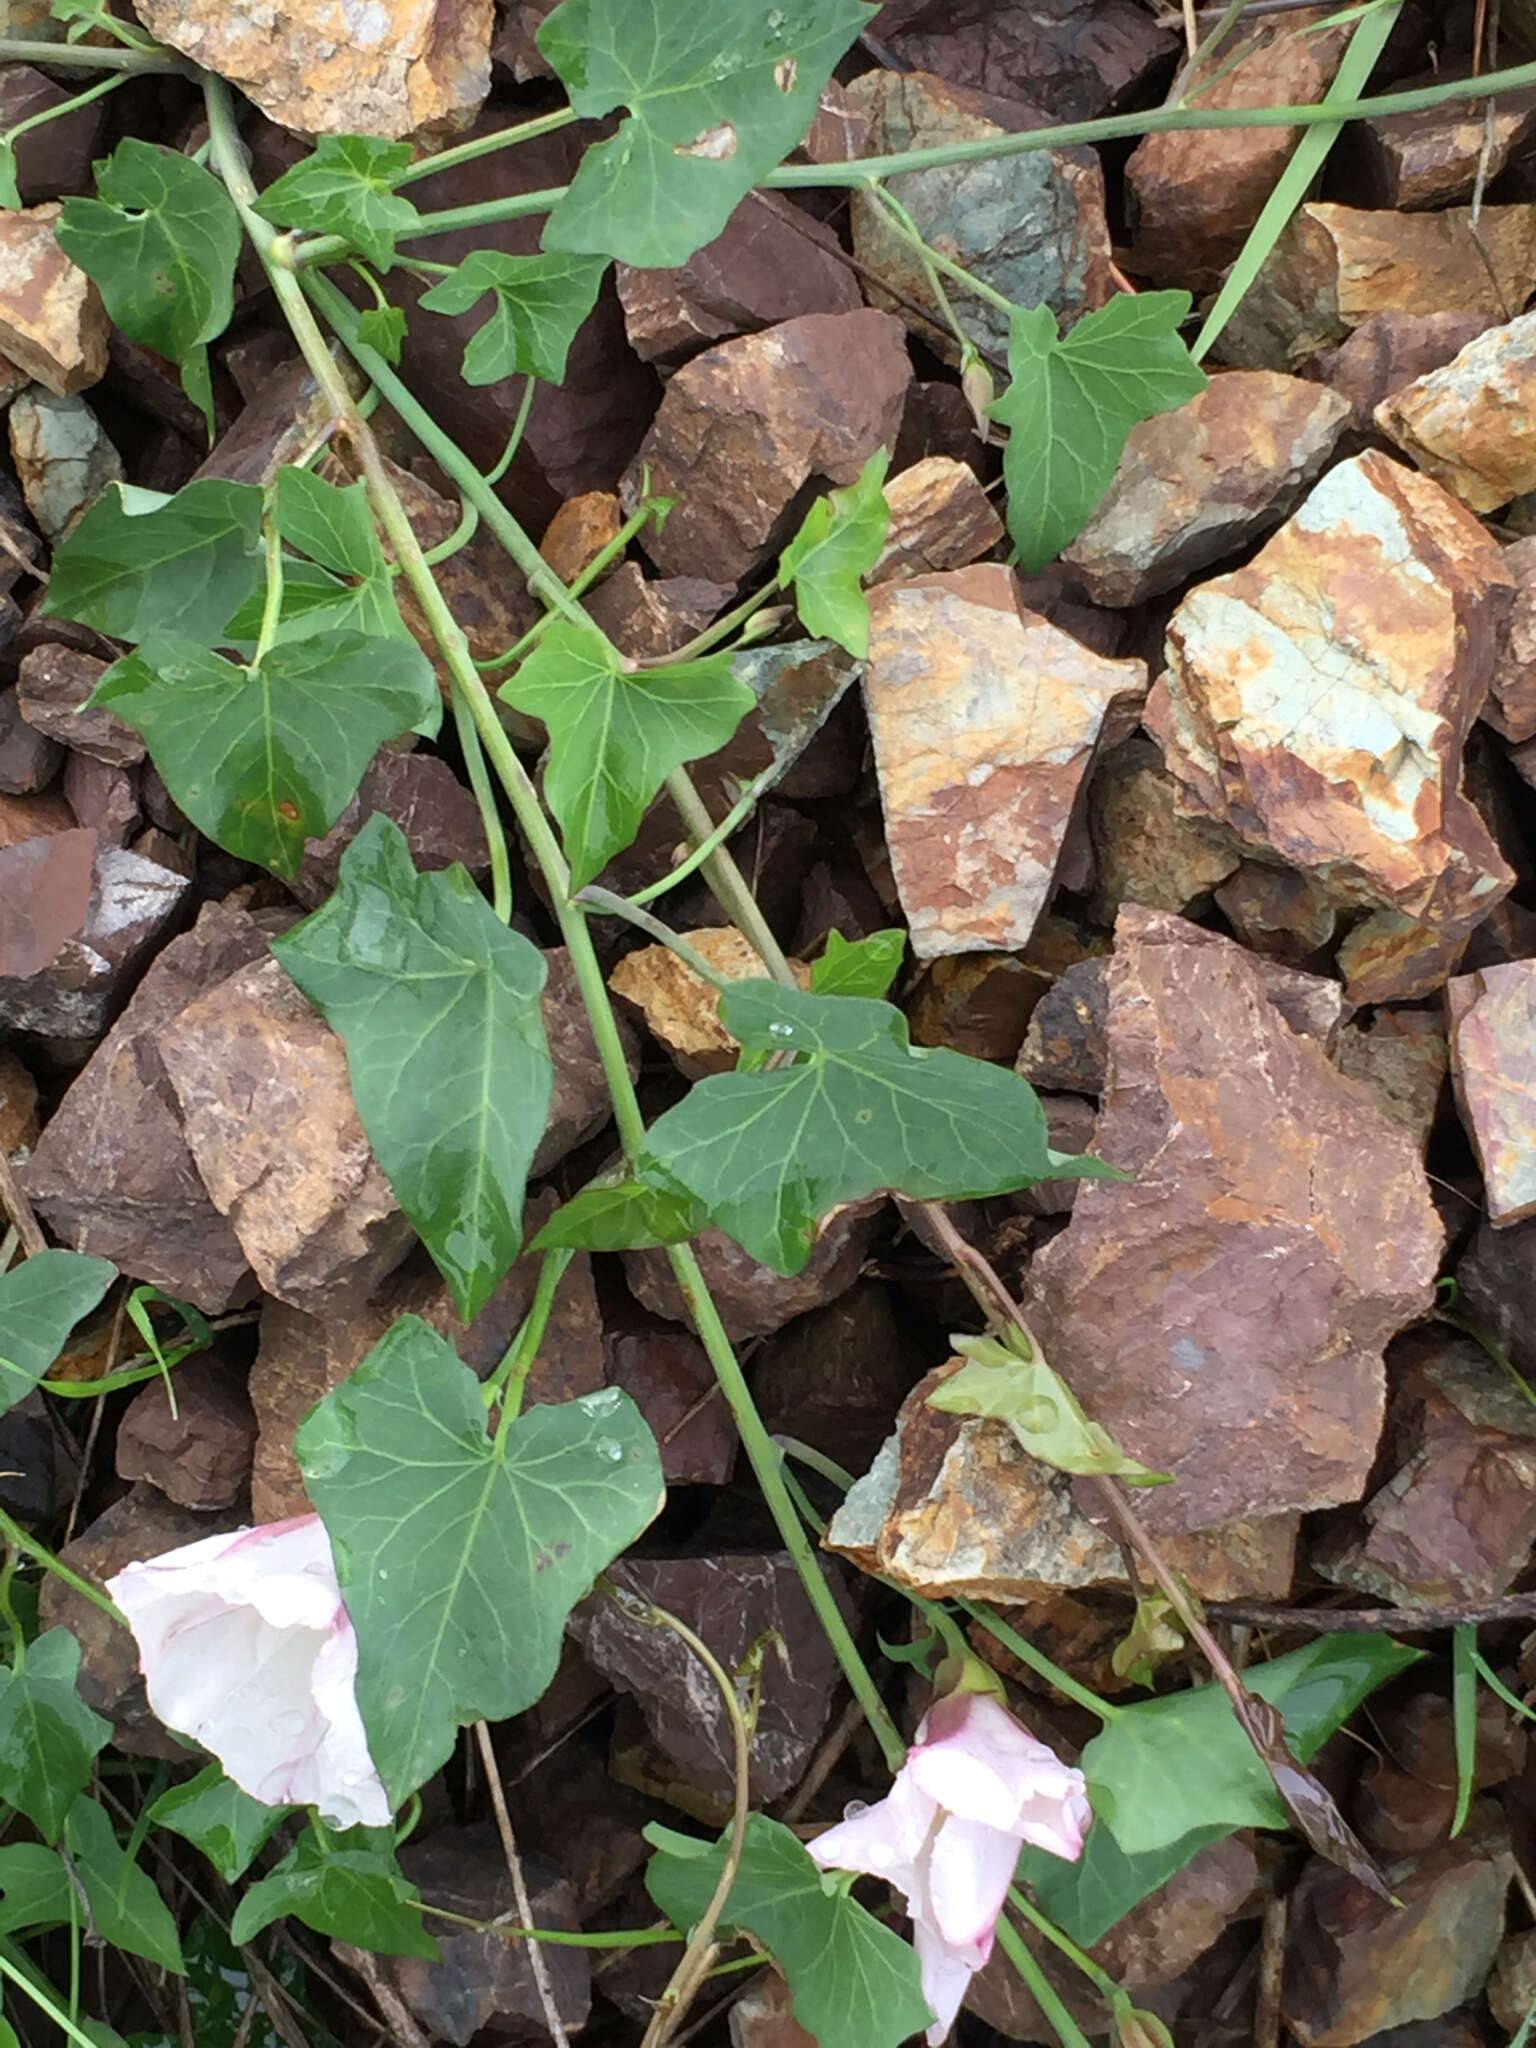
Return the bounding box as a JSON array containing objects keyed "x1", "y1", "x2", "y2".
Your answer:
[
  {"x1": 574, "y1": 886, "x2": 735, "y2": 989},
  {"x1": 486, "y1": 1248, "x2": 572, "y2": 1423},
  {"x1": 422, "y1": 374, "x2": 535, "y2": 568},
  {"x1": 393, "y1": 107, "x2": 579, "y2": 188},
  {"x1": 0, "y1": 36, "x2": 185, "y2": 70},
  {"x1": 483, "y1": 493, "x2": 670, "y2": 672},
  {"x1": 627, "y1": 765, "x2": 778, "y2": 908},
  {"x1": 956, "y1": 1599, "x2": 1121, "y2": 1724},
  {"x1": 420, "y1": 1904, "x2": 679, "y2": 1946},
  {"x1": 0, "y1": 1506, "x2": 126, "y2": 1627},
  {"x1": 1, "y1": 67, "x2": 127, "y2": 148},
  {"x1": 1009, "y1": 1887, "x2": 1120, "y2": 2004},
  {"x1": 0, "y1": 1947, "x2": 104, "y2": 2048},
  {"x1": 452, "y1": 686, "x2": 513, "y2": 921},
  {"x1": 993, "y1": 1912, "x2": 1096, "y2": 2048},
  {"x1": 633, "y1": 579, "x2": 783, "y2": 669},
  {"x1": 253, "y1": 499, "x2": 285, "y2": 665},
  {"x1": 865, "y1": 180, "x2": 1013, "y2": 323},
  {"x1": 664, "y1": 771, "x2": 796, "y2": 984}
]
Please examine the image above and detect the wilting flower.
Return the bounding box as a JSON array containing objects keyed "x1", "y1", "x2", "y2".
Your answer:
[
  {"x1": 809, "y1": 1687, "x2": 1090, "y2": 2043},
  {"x1": 108, "y1": 1513, "x2": 390, "y2": 1830}
]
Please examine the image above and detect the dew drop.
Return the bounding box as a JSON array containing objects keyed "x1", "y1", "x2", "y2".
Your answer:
[
  {"x1": 595, "y1": 1437, "x2": 625, "y2": 1462},
  {"x1": 768, "y1": 1021, "x2": 794, "y2": 1038},
  {"x1": 270, "y1": 1709, "x2": 308, "y2": 1738},
  {"x1": 583, "y1": 1386, "x2": 622, "y2": 1414}
]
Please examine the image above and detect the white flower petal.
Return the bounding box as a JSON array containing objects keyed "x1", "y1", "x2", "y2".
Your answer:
[
  {"x1": 925, "y1": 1813, "x2": 1021, "y2": 1949},
  {"x1": 912, "y1": 1692, "x2": 1081, "y2": 1830},
  {"x1": 912, "y1": 1914, "x2": 982, "y2": 2046},
  {"x1": 808, "y1": 1766, "x2": 938, "y2": 1901},
  {"x1": 1016, "y1": 1779, "x2": 1092, "y2": 1862}
]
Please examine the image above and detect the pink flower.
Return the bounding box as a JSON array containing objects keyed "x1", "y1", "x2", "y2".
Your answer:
[
  {"x1": 108, "y1": 1513, "x2": 390, "y2": 1831},
  {"x1": 809, "y1": 1690, "x2": 1090, "y2": 2043}
]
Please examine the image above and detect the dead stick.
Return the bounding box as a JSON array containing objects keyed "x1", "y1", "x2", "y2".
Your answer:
[
  {"x1": 474, "y1": 1720, "x2": 570, "y2": 2048},
  {"x1": 1204, "y1": 1592, "x2": 1536, "y2": 1633},
  {"x1": 0, "y1": 1147, "x2": 45, "y2": 1258}
]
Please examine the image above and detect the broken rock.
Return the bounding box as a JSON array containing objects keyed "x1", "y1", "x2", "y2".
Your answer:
[
  {"x1": 623, "y1": 309, "x2": 912, "y2": 585},
  {"x1": 1333, "y1": 1005, "x2": 1447, "y2": 1149},
  {"x1": 115, "y1": 1358, "x2": 257, "y2": 1511},
  {"x1": 1215, "y1": 860, "x2": 1338, "y2": 964},
  {"x1": 1314, "y1": 310, "x2": 1494, "y2": 429},
  {"x1": 63, "y1": 754, "x2": 140, "y2": 849},
  {"x1": 1352, "y1": 70, "x2": 1536, "y2": 209},
  {"x1": 1446, "y1": 961, "x2": 1536, "y2": 1224},
  {"x1": 538, "y1": 488, "x2": 622, "y2": 584},
  {"x1": 610, "y1": 928, "x2": 809, "y2": 1078},
  {"x1": 1023, "y1": 907, "x2": 1442, "y2": 1536},
  {"x1": 868, "y1": 0, "x2": 1178, "y2": 123},
  {"x1": 1087, "y1": 733, "x2": 1241, "y2": 925},
  {"x1": 1147, "y1": 451, "x2": 1514, "y2": 998},
  {"x1": 288, "y1": 749, "x2": 488, "y2": 910},
  {"x1": 8, "y1": 386, "x2": 122, "y2": 541},
  {"x1": 15, "y1": 643, "x2": 141, "y2": 765},
  {"x1": 1485, "y1": 536, "x2": 1536, "y2": 742},
  {"x1": 0, "y1": 205, "x2": 107, "y2": 395},
  {"x1": 0, "y1": 686, "x2": 60, "y2": 794},
  {"x1": 1377, "y1": 311, "x2": 1536, "y2": 514},
  {"x1": 863, "y1": 565, "x2": 1146, "y2": 958},
  {"x1": 1062, "y1": 372, "x2": 1350, "y2": 605},
  {"x1": 870, "y1": 454, "x2": 1004, "y2": 583},
  {"x1": 623, "y1": 1200, "x2": 883, "y2": 1345}
]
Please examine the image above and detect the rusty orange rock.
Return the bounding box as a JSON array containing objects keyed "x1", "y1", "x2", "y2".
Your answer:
[
  {"x1": 1377, "y1": 309, "x2": 1536, "y2": 513},
  {"x1": 0, "y1": 203, "x2": 107, "y2": 395},
  {"x1": 1447, "y1": 960, "x2": 1536, "y2": 1226}
]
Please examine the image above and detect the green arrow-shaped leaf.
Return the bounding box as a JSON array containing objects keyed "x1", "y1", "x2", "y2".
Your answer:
[
  {"x1": 531, "y1": 1174, "x2": 708, "y2": 1254},
  {"x1": 254, "y1": 136, "x2": 421, "y2": 271},
  {"x1": 0, "y1": 1250, "x2": 116, "y2": 1417},
  {"x1": 91, "y1": 630, "x2": 439, "y2": 876},
  {"x1": 989, "y1": 292, "x2": 1207, "y2": 573},
  {"x1": 65, "y1": 1795, "x2": 185, "y2": 1973},
  {"x1": 43, "y1": 477, "x2": 264, "y2": 646},
  {"x1": 147, "y1": 1765, "x2": 290, "y2": 1884},
  {"x1": 273, "y1": 816, "x2": 553, "y2": 1320},
  {"x1": 274, "y1": 466, "x2": 385, "y2": 581},
  {"x1": 57, "y1": 140, "x2": 240, "y2": 435},
  {"x1": 809, "y1": 929, "x2": 905, "y2": 1000},
  {"x1": 778, "y1": 448, "x2": 891, "y2": 657},
  {"x1": 418, "y1": 250, "x2": 611, "y2": 384},
  {"x1": 500, "y1": 618, "x2": 753, "y2": 889},
  {"x1": 231, "y1": 1829, "x2": 436, "y2": 1957},
  {"x1": 296, "y1": 1317, "x2": 664, "y2": 1803},
  {"x1": 646, "y1": 1815, "x2": 932, "y2": 2048},
  {"x1": 638, "y1": 981, "x2": 1119, "y2": 1273},
  {"x1": 0, "y1": 1631, "x2": 112, "y2": 1842},
  {"x1": 538, "y1": 0, "x2": 876, "y2": 266}
]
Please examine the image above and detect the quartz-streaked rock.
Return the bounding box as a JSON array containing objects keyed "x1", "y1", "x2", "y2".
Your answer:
[
  {"x1": 623, "y1": 309, "x2": 912, "y2": 585},
  {"x1": 15, "y1": 643, "x2": 142, "y2": 765},
  {"x1": 1212, "y1": 202, "x2": 1536, "y2": 371},
  {"x1": 1061, "y1": 372, "x2": 1350, "y2": 605},
  {"x1": 1315, "y1": 309, "x2": 1494, "y2": 429},
  {"x1": 1446, "y1": 960, "x2": 1536, "y2": 1225},
  {"x1": 132, "y1": 0, "x2": 493, "y2": 140},
  {"x1": 1021, "y1": 907, "x2": 1442, "y2": 1537},
  {"x1": 870, "y1": 454, "x2": 1004, "y2": 583},
  {"x1": 1377, "y1": 311, "x2": 1536, "y2": 514},
  {"x1": 0, "y1": 205, "x2": 107, "y2": 395},
  {"x1": 1146, "y1": 451, "x2": 1514, "y2": 997},
  {"x1": 8, "y1": 386, "x2": 122, "y2": 540},
  {"x1": 862, "y1": 565, "x2": 1146, "y2": 958}
]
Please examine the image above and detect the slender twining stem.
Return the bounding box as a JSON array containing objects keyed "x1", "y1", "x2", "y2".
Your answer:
[
  {"x1": 992, "y1": 1916, "x2": 1096, "y2": 2048},
  {"x1": 632, "y1": 581, "x2": 784, "y2": 669},
  {"x1": 474, "y1": 1720, "x2": 570, "y2": 2048},
  {"x1": 664, "y1": 772, "x2": 796, "y2": 983},
  {"x1": 0, "y1": 1506, "x2": 126, "y2": 1626},
  {"x1": 486, "y1": 1248, "x2": 573, "y2": 1422},
  {"x1": 627, "y1": 766, "x2": 779, "y2": 908},
  {"x1": 0, "y1": 1949, "x2": 104, "y2": 2048},
  {"x1": 865, "y1": 181, "x2": 1015, "y2": 325},
  {"x1": 2, "y1": 68, "x2": 128, "y2": 150},
  {"x1": 573, "y1": 887, "x2": 735, "y2": 988},
  {"x1": 393, "y1": 107, "x2": 580, "y2": 189},
  {"x1": 0, "y1": 36, "x2": 186, "y2": 70},
  {"x1": 253, "y1": 499, "x2": 285, "y2": 665}
]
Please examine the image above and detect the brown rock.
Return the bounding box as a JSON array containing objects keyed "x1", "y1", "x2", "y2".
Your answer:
[
  {"x1": 605, "y1": 1320, "x2": 734, "y2": 1487},
  {"x1": 0, "y1": 205, "x2": 107, "y2": 394},
  {"x1": 825, "y1": 1365, "x2": 1299, "y2": 1600},
  {"x1": 0, "y1": 830, "x2": 190, "y2": 1043},
  {"x1": 1352, "y1": 70, "x2": 1536, "y2": 209},
  {"x1": 729, "y1": 1971, "x2": 817, "y2": 2048},
  {"x1": 1088, "y1": 733, "x2": 1241, "y2": 924},
  {"x1": 864, "y1": 565, "x2": 1147, "y2": 958},
  {"x1": 538, "y1": 489, "x2": 621, "y2": 584},
  {"x1": 570, "y1": 1552, "x2": 849, "y2": 1805},
  {"x1": 20, "y1": 902, "x2": 280, "y2": 1310},
  {"x1": 623, "y1": 310, "x2": 912, "y2": 585},
  {"x1": 870, "y1": 455, "x2": 1004, "y2": 583},
  {"x1": 197, "y1": 353, "x2": 358, "y2": 489},
  {"x1": 1062, "y1": 372, "x2": 1350, "y2": 605},
  {"x1": 1213, "y1": 202, "x2": 1536, "y2": 371},
  {"x1": 8, "y1": 386, "x2": 122, "y2": 541},
  {"x1": 249, "y1": 1298, "x2": 393, "y2": 1522},
  {"x1": 63, "y1": 754, "x2": 140, "y2": 849},
  {"x1": 1127, "y1": 13, "x2": 1353, "y2": 292},
  {"x1": 751, "y1": 1278, "x2": 931, "y2": 1476},
  {"x1": 15, "y1": 644, "x2": 141, "y2": 765},
  {"x1": 1216, "y1": 860, "x2": 1338, "y2": 963},
  {"x1": 0, "y1": 685, "x2": 60, "y2": 793},
  {"x1": 1355, "y1": 1758, "x2": 1459, "y2": 1858},
  {"x1": 1446, "y1": 961, "x2": 1536, "y2": 1224},
  {"x1": 612, "y1": 928, "x2": 810, "y2": 1078},
  {"x1": 38, "y1": 1484, "x2": 242, "y2": 1757},
  {"x1": 1147, "y1": 451, "x2": 1515, "y2": 998},
  {"x1": 1457, "y1": 1213, "x2": 1536, "y2": 1378},
  {"x1": 288, "y1": 749, "x2": 489, "y2": 910},
  {"x1": 1490, "y1": 1930, "x2": 1536, "y2": 2033},
  {"x1": 1333, "y1": 1006, "x2": 1447, "y2": 1149},
  {"x1": 584, "y1": 563, "x2": 733, "y2": 662},
  {"x1": 615, "y1": 190, "x2": 860, "y2": 364},
  {"x1": 623, "y1": 1200, "x2": 884, "y2": 1345},
  {"x1": 1314, "y1": 1328, "x2": 1536, "y2": 1605},
  {"x1": 907, "y1": 953, "x2": 1049, "y2": 1062},
  {"x1": 1282, "y1": 1808, "x2": 1515, "y2": 2045},
  {"x1": 1022, "y1": 907, "x2": 1442, "y2": 1537},
  {"x1": 1315, "y1": 310, "x2": 1496, "y2": 430},
  {"x1": 1377, "y1": 310, "x2": 1536, "y2": 514},
  {"x1": 0, "y1": 1047, "x2": 39, "y2": 1154},
  {"x1": 536, "y1": 945, "x2": 636, "y2": 1176},
  {"x1": 158, "y1": 955, "x2": 416, "y2": 1317},
  {"x1": 135, "y1": 0, "x2": 493, "y2": 140},
  {"x1": 1486, "y1": 535, "x2": 1536, "y2": 742},
  {"x1": 115, "y1": 1358, "x2": 258, "y2": 1510},
  {"x1": 868, "y1": 0, "x2": 1178, "y2": 122},
  {"x1": 1383, "y1": 1683, "x2": 1527, "y2": 1791},
  {"x1": 1016, "y1": 957, "x2": 1109, "y2": 1094},
  {"x1": 1335, "y1": 911, "x2": 1468, "y2": 1007},
  {"x1": 839, "y1": 70, "x2": 1113, "y2": 360},
  {"x1": 0, "y1": 65, "x2": 106, "y2": 204}
]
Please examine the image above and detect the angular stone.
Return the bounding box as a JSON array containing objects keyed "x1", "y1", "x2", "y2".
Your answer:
[
  {"x1": 1333, "y1": 1006, "x2": 1447, "y2": 1149},
  {"x1": 20, "y1": 902, "x2": 282, "y2": 1310},
  {"x1": 0, "y1": 685, "x2": 59, "y2": 794},
  {"x1": 536, "y1": 945, "x2": 637, "y2": 1176},
  {"x1": 1446, "y1": 961, "x2": 1536, "y2": 1224},
  {"x1": 249, "y1": 1298, "x2": 391, "y2": 1522},
  {"x1": 1088, "y1": 733, "x2": 1241, "y2": 924},
  {"x1": 1353, "y1": 71, "x2": 1536, "y2": 209},
  {"x1": 0, "y1": 831, "x2": 190, "y2": 1043},
  {"x1": 0, "y1": 205, "x2": 107, "y2": 394},
  {"x1": 1314, "y1": 1328, "x2": 1536, "y2": 1605},
  {"x1": 1457, "y1": 1213, "x2": 1536, "y2": 1379},
  {"x1": 158, "y1": 955, "x2": 416, "y2": 1317},
  {"x1": 1377, "y1": 310, "x2": 1536, "y2": 514},
  {"x1": 729, "y1": 1971, "x2": 817, "y2": 2048},
  {"x1": 615, "y1": 190, "x2": 860, "y2": 364},
  {"x1": 907, "y1": 953, "x2": 1049, "y2": 1063},
  {"x1": 570, "y1": 1552, "x2": 847, "y2": 1805},
  {"x1": 197, "y1": 352, "x2": 357, "y2": 489},
  {"x1": 839, "y1": 69, "x2": 1113, "y2": 360},
  {"x1": 1022, "y1": 907, "x2": 1442, "y2": 1536},
  {"x1": 1016, "y1": 958, "x2": 1109, "y2": 1095},
  {"x1": 0, "y1": 65, "x2": 106, "y2": 204},
  {"x1": 1282, "y1": 1809, "x2": 1515, "y2": 2045},
  {"x1": 1214, "y1": 203, "x2": 1536, "y2": 371},
  {"x1": 623, "y1": 310, "x2": 912, "y2": 585},
  {"x1": 8, "y1": 386, "x2": 122, "y2": 540},
  {"x1": 1147, "y1": 452, "x2": 1515, "y2": 993},
  {"x1": 1127, "y1": 13, "x2": 1353, "y2": 292},
  {"x1": 610, "y1": 927, "x2": 810, "y2": 1078},
  {"x1": 15, "y1": 643, "x2": 141, "y2": 765},
  {"x1": 115, "y1": 1358, "x2": 257, "y2": 1510},
  {"x1": 868, "y1": 0, "x2": 1178, "y2": 122},
  {"x1": 864, "y1": 565, "x2": 1147, "y2": 958},
  {"x1": 584, "y1": 563, "x2": 733, "y2": 662},
  {"x1": 38, "y1": 1485, "x2": 241, "y2": 1757},
  {"x1": 1491, "y1": 1931, "x2": 1536, "y2": 2034},
  {"x1": 288, "y1": 749, "x2": 489, "y2": 910},
  {"x1": 1315, "y1": 310, "x2": 1495, "y2": 429},
  {"x1": 63, "y1": 753, "x2": 140, "y2": 849},
  {"x1": 1485, "y1": 536, "x2": 1536, "y2": 742},
  {"x1": 751, "y1": 1278, "x2": 932, "y2": 1476},
  {"x1": 1062, "y1": 372, "x2": 1350, "y2": 605},
  {"x1": 538, "y1": 488, "x2": 621, "y2": 584},
  {"x1": 623, "y1": 1200, "x2": 884, "y2": 1345},
  {"x1": 0, "y1": 1046, "x2": 39, "y2": 1155},
  {"x1": 870, "y1": 455, "x2": 1004, "y2": 583},
  {"x1": 1335, "y1": 911, "x2": 1467, "y2": 1007},
  {"x1": 825, "y1": 1366, "x2": 1300, "y2": 1601},
  {"x1": 604, "y1": 1317, "x2": 735, "y2": 1487},
  {"x1": 1216, "y1": 860, "x2": 1338, "y2": 964},
  {"x1": 133, "y1": 0, "x2": 493, "y2": 140}
]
